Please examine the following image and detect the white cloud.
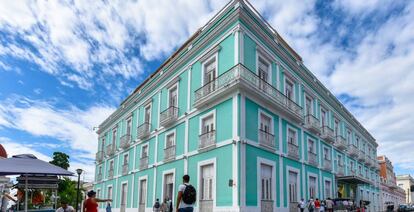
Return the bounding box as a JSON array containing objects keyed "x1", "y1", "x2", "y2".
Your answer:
[{"x1": 0, "y1": 137, "x2": 51, "y2": 162}]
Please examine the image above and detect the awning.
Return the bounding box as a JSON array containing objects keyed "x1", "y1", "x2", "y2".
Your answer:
[{"x1": 337, "y1": 175, "x2": 371, "y2": 185}]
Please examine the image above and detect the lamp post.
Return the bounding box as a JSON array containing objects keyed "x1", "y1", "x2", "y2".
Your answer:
[{"x1": 76, "y1": 169, "x2": 83, "y2": 212}]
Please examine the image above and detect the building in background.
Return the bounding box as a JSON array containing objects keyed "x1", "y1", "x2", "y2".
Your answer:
[
  {"x1": 93, "y1": 0, "x2": 381, "y2": 211},
  {"x1": 397, "y1": 174, "x2": 414, "y2": 204},
  {"x1": 378, "y1": 155, "x2": 405, "y2": 210}
]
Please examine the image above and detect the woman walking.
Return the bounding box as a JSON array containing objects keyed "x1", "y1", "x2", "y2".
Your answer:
[{"x1": 83, "y1": 190, "x2": 112, "y2": 212}]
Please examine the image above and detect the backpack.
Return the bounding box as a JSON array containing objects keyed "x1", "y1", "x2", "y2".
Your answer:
[
  {"x1": 308, "y1": 202, "x2": 314, "y2": 209},
  {"x1": 182, "y1": 184, "x2": 196, "y2": 204},
  {"x1": 154, "y1": 201, "x2": 160, "y2": 208}
]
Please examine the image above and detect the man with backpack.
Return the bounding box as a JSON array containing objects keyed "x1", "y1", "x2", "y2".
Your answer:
[{"x1": 176, "y1": 175, "x2": 196, "y2": 212}]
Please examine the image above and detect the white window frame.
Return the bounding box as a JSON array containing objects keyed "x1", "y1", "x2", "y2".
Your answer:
[
  {"x1": 141, "y1": 143, "x2": 149, "y2": 158},
  {"x1": 307, "y1": 173, "x2": 319, "y2": 199},
  {"x1": 284, "y1": 76, "x2": 296, "y2": 101},
  {"x1": 256, "y1": 52, "x2": 272, "y2": 83},
  {"x1": 257, "y1": 157, "x2": 276, "y2": 211},
  {"x1": 201, "y1": 53, "x2": 219, "y2": 86},
  {"x1": 107, "y1": 185, "x2": 113, "y2": 199},
  {"x1": 334, "y1": 117, "x2": 340, "y2": 136},
  {"x1": 126, "y1": 116, "x2": 133, "y2": 136},
  {"x1": 308, "y1": 138, "x2": 316, "y2": 153},
  {"x1": 337, "y1": 154, "x2": 343, "y2": 166},
  {"x1": 120, "y1": 181, "x2": 128, "y2": 207},
  {"x1": 287, "y1": 126, "x2": 298, "y2": 146},
  {"x1": 323, "y1": 178, "x2": 332, "y2": 199},
  {"x1": 161, "y1": 168, "x2": 176, "y2": 203},
  {"x1": 323, "y1": 147, "x2": 331, "y2": 160},
  {"x1": 112, "y1": 127, "x2": 117, "y2": 145},
  {"x1": 164, "y1": 129, "x2": 176, "y2": 149},
  {"x1": 304, "y1": 93, "x2": 314, "y2": 116},
  {"x1": 167, "y1": 83, "x2": 179, "y2": 108},
  {"x1": 258, "y1": 109, "x2": 274, "y2": 134},
  {"x1": 320, "y1": 106, "x2": 329, "y2": 127},
  {"x1": 123, "y1": 153, "x2": 129, "y2": 165},
  {"x1": 199, "y1": 110, "x2": 216, "y2": 135},
  {"x1": 197, "y1": 158, "x2": 217, "y2": 208},
  {"x1": 138, "y1": 175, "x2": 148, "y2": 207},
  {"x1": 286, "y1": 166, "x2": 300, "y2": 204},
  {"x1": 144, "y1": 103, "x2": 152, "y2": 124},
  {"x1": 109, "y1": 159, "x2": 114, "y2": 171}
]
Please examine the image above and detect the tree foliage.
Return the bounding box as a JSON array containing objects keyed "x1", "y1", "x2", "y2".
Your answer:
[{"x1": 49, "y1": 152, "x2": 70, "y2": 170}]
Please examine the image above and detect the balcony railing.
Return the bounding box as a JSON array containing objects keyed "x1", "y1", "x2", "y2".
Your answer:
[
  {"x1": 120, "y1": 134, "x2": 131, "y2": 149},
  {"x1": 334, "y1": 135, "x2": 347, "y2": 150},
  {"x1": 160, "y1": 106, "x2": 179, "y2": 127},
  {"x1": 364, "y1": 156, "x2": 372, "y2": 166},
  {"x1": 348, "y1": 145, "x2": 359, "y2": 157},
  {"x1": 194, "y1": 64, "x2": 303, "y2": 122},
  {"x1": 97, "y1": 173, "x2": 102, "y2": 182},
  {"x1": 164, "y1": 145, "x2": 176, "y2": 161},
  {"x1": 261, "y1": 200, "x2": 274, "y2": 212},
  {"x1": 139, "y1": 156, "x2": 148, "y2": 170},
  {"x1": 287, "y1": 143, "x2": 300, "y2": 160},
  {"x1": 137, "y1": 122, "x2": 151, "y2": 140},
  {"x1": 106, "y1": 144, "x2": 115, "y2": 157},
  {"x1": 323, "y1": 159, "x2": 332, "y2": 171},
  {"x1": 199, "y1": 131, "x2": 216, "y2": 149},
  {"x1": 304, "y1": 114, "x2": 321, "y2": 134},
  {"x1": 108, "y1": 169, "x2": 114, "y2": 179},
  {"x1": 122, "y1": 164, "x2": 129, "y2": 175},
  {"x1": 337, "y1": 165, "x2": 345, "y2": 176},
  {"x1": 96, "y1": 151, "x2": 104, "y2": 162},
  {"x1": 321, "y1": 126, "x2": 335, "y2": 143},
  {"x1": 308, "y1": 151, "x2": 318, "y2": 167},
  {"x1": 358, "y1": 151, "x2": 365, "y2": 162},
  {"x1": 259, "y1": 130, "x2": 275, "y2": 148}
]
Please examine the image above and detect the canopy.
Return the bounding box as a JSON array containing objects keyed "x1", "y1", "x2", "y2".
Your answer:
[{"x1": 0, "y1": 154, "x2": 73, "y2": 176}]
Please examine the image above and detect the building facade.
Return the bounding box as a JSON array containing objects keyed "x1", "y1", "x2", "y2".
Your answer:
[
  {"x1": 378, "y1": 155, "x2": 406, "y2": 210},
  {"x1": 93, "y1": 0, "x2": 381, "y2": 211},
  {"x1": 396, "y1": 175, "x2": 414, "y2": 204}
]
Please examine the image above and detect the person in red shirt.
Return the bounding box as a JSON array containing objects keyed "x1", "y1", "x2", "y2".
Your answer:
[
  {"x1": 83, "y1": 190, "x2": 112, "y2": 212},
  {"x1": 314, "y1": 198, "x2": 321, "y2": 212}
]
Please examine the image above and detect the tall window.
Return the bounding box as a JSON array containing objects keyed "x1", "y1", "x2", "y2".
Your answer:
[
  {"x1": 347, "y1": 129, "x2": 352, "y2": 145},
  {"x1": 123, "y1": 154, "x2": 129, "y2": 165},
  {"x1": 323, "y1": 147, "x2": 330, "y2": 160},
  {"x1": 305, "y1": 95, "x2": 313, "y2": 116},
  {"x1": 324, "y1": 180, "x2": 331, "y2": 199},
  {"x1": 359, "y1": 166, "x2": 362, "y2": 175},
  {"x1": 98, "y1": 166, "x2": 102, "y2": 175},
  {"x1": 139, "y1": 179, "x2": 147, "y2": 205},
  {"x1": 362, "y1": 143, "x2": 366, "y2": 153},
  {"x1": 285, "y1": 79, "x2": 294, "y2": 100},
  {"x1": 164, "y1": 173, "x2": 174, "y2": 200},
  {"x1": 166, "y1": 133, "x2": 175, "y2": 148},
  {"x1": 112, "y1": 128, "x2": 117, "y2": 145},
  {"x1": 109, "y1": 160, "x2": 114, "y2": 170},
  {"x1": 337, "y1": 155, "x2": 343, "y2": 166},
  {"x1": 258, "y1": 57, "x2": 270, "y2": 90},
  {"x1": 200, "y1": 164, "x2": 214, "y2": 201},
  {"x1": 321, "y1": 107, "x2": 327, "y2": 127},
  {"x1": 309, "y1": 176, "x2": 317, "y2": 198},
  {"x1": 308, "y1": 139, "x2": 315, "y2": 153},
  {"x1": 334, "y1": 118, "x2": 340, "y2": 136},
  {"x1": 203, "y1": 57, "x2": 216, "y2": 86},
  {"x1": 288, "y1": 171, "x2": 298, "y2": 203},
  {"x1": 201, "y1": 114, "x2": 215, "y2": 134},
  {"x1": 288, "y1": 129, "x2": 297, "y2": 145},
  {"x1": 356, "y1": 136, "x2": 360, "y2": 147},
  {"x1": 144, "y1": 105, "x2": 151, "y2": 124},
  {"x1": 107, "y1": 186, "x2": 113, "y2": 199},
  {"x1": 126, "y1": 118, "x2": 132, "y2": 136},
  {"x1": 260, "y1": 113, "x2": 272, "y2": 134},
  {"x1": 101, "y1": 137, "x2": 106, "y2": 152},
  {"x1": 261, "y1": 164, "x2": 273, "y2": 201},
  {"x1": 121, "y1": 183, "x2": 127, "y2": 207},
  {"x1": 141, "y1": 145, "x2": 148, "y2": 158},
  {"x1": 168, "y1": 86, "x2": 178, "y2": 108}
]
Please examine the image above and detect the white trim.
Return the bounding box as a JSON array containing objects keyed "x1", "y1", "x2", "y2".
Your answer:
[
  {"x1": 257, "y1": 157, "x2": 277, "y2": 212},
  {"x1": 304, "y1": 92, "x2": 315, "y2": 116},
  {"x1": 164, "y1": 129, "x2": 177, "y2": 149},
  {"x1": 160, "y1": 168, "x2": 176, "y2": 203},
  {"x1": 198, "y1": 110, "x2": 216, "y2": 135},
  {"x1": 201, "y1": 53, "x2": 219, "y2": 86},
  {"x1": 187, "y1": 67, "x2": 192, "y2": 111},
  {"x1": 234, "y1": 26, "x2": 240, "y2": 64},
  {"x1": 197, "y1": 158, "x2": 217, "y2": 210},
  {"x1": 284, "y1": 76, "x2": 296, "y2": 102},
  {"x1": 232, "y1": 94, "x2": 238, "y2": 207},
  {"x1": 240, "y1": 96, "x2": 246, "y2": 207},
  {"x1": 286, "y1": 166, "x2": 301, "y2": 205},
  {"x1": 258, "y1": 108, "x2": 274, "y2": 134},
  {"x1": 166, "y1": 82, "x2": 179, "y2": 108},
  {"x1": 184, "y1": 119, "x2": 189, "y2": 174}
]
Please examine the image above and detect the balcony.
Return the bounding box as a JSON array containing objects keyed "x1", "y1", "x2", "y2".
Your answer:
[
  {"x1": 261, "y1": 200, "x2": 274, "y2": 212},
  {"x1": 357, "y1": 151, "x2": 365, "y2": 162},
  {"x1": 259, "y1": 130, "x2": 275, "y2": 149},
  {"x1": 364, "y1": 156, "x2": 372, "y2": 166},
  {"x1": 348, "y1": 145, "x2": 359, "y2": 157},
  {"x1": 193, "y1": 64, "x2": 303, "y2": 123},
  {"x1": 337, "y1": 165, "x2": 345, "y2": 176},
  {"x1": 108, "y1": 169, "x2": 114, "y2": 179},
  {"x1": 287, "y1": 143, "x2": 300, "y2": 160},
  {"x1": 96, "y1": 151, "x2": 104, "y2": 163},
  {"x1": 349, "y1": 169, "x2": 356, "y2": 176},
  {"x1": 320, "y1": 126, "x2": 335, "y2": 143},
  {"x1": 199, "y1": 130, "x2": 216, "y2": 149},
  {"x1": 160, "y1": 106, "x2": 179, "y2": 127},
  {"x1": 97, "y1": 173, "x2": 102, "y2": 182},
  {"x1": 323, "y1": 159, "x2": 332, "y2": 171},
  {"x1": 122, "y1": 164, "x2": 129, "y2": 175},
  {"x1": 308, "y1": 151, "x2": 318, "y2": 167},
  {"x1": 371, "y1": 158, "x2": 378, "y2": 168},
  {"x1": 139, "y1": 156, "x2": 148, "y2": 170},
  {"x1": 137, "y1": 122, "x2": 151, "y2": 140},
  {"x1": 304, "y1": 114, "x2": 321, "y2": 134},
  {"x1": 164, "y1": 145, "x2": 176, "y2": 161},
  {"x1": 334, "y1": 135, "x2": 347, "y2": 150},
  {"x1": 106, "y1": 144, "x2": 115, "y2": 157},
  {"x1": 120, "y1": 134, "x2": 132, "y2": 149}
]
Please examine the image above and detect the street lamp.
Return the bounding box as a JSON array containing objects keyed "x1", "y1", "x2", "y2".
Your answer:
[{"x1": 76, "y1": 169, "x2": 83, "y2": 212}]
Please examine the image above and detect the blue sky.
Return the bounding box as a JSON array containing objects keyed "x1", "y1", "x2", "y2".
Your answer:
[{"x1": 0, "y1": 0, "x2": 413, "y2": 180}]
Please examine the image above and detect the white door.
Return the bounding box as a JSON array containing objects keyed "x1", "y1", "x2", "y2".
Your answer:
[
  {"x1": 121, "y1": 183, "x2": 127, "y2": 212},
  {"x1": 261, "y1": 164, "x2": 273, "y2": 212},
  {"x1": 164, "y1": 173, "x2": 174, "y2": 201},
  {"x1": 204, "y1": 59, "x2": 216, "y2": 93},
  {"x1": 200, "y1": 164, "x2": 214, "y2": 212},
  {"x1": 139, "y1": 180, "x2": 147, "y2": 212}
]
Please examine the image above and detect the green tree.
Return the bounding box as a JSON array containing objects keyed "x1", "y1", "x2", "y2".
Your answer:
[
  {"x1": 49, "y1": 152, "x2": 70, "y2": 170},
  {"x1": 58, "y1": 177, "x2": 79, "y2": 205}
]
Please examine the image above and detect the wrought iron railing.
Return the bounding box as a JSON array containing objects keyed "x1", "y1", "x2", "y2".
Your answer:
[
  {"x1": 199, "y1": 130, "x2": 216, "y2": 149},
  {"x1": 164, "y1": 145, "x2": 176, "y2": 161},
  {"x1": 261, "y1": 200, "x2": 274, "y2": 212},
  {"x1": 122, "y1": 164, "x2": 128, "y2": 175},
  {"x1": 287, "y1": 143, "x2": 300, "y2": 160},
  {"x1": 259, "y1": 130, "x2": 275, "y2": 148},
  {"x1": 321, "y1": 126, "x2": 335, "y2": 142},
  {"x1": 106, "y1": 144, "x2": 115, "y2": 157},
  {"x1": 137, "y1": 122, "x2": 151, "y2": 139},
  {"x1": 160, "y1": 106, "x2": 179, "y2": 126},
  {"x1": 304, "y1": 114, "x2": 320, "y2": 131},
  {"x1": 334, "y1": 135, "x2": 347, "y2": 149},
  {"x1": 139, "y1": 156, "x2": 148, "y2": 170},
  {"x1": 348, "y1": 145, "x2": 359, "y2": 156},
  {"x1": 120, "y1": 134, "x2": 131, "y2": 149},
  {"x1": 308, "y1": 151, "x2": 318, "y2": 166}
]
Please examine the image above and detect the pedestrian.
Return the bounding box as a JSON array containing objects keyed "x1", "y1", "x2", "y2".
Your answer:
[
  {"x1": 1, "y1": 190, "x2": 16, "y2": 212},
  {"x1": 106, "y1": 202, "x2": 112, "y2": 212},
  {"x1": 315, "y1": 198, "x2": 321, "y2": 212},
  {"x1": 325, "y1": 198, "x2": 334, "y2": 212},
  {"x1": 320, "y1": 200, "x2": 325, "y2": 212},
  {"x1": 153, "y1": 198, "x2": 161, "y2": 212},
  {"x1": 308, "y1": 198, "x2": 315, "y2": 212},
  {"x1": 83, "y1": 190, "x2": 112, "y2": 212},
  {"x1": 56, "y1": 201, "x2": 75, "y2": 212},
  {"x1": 298, "y1": 198, "x2": 306, "y2": 212},
  {"x1": 160, "y1": 198, "x2": 168, "y2": 212},
  {"x1": 176, "y1": 175, "x2": 196, "y2": 212}
]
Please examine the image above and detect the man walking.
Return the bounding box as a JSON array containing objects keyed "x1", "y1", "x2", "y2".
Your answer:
[
  {"x1": 298, "y1": 198, "x2": 306, "y2": 212},
  {"x1": 176, "y1": 175, "x2": 196, "y2": 212}
]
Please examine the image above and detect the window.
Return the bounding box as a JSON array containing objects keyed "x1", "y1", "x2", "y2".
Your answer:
[
  {"x1": 139, "y1": 179, "x2": 147, "y2": 205},
  {"x1": 126, "y1": 118, "x2": 132, "y2": 136},
  {"x1": 168, "y1": 85, "x2": 178, "y2": 108},
  {"x1": 305, "y1": 95, "x2": 313, "y2": 116},
  {"x1": 356, "y1": 136, "x2": 360, "y2": 147},
  {"x1": 123, "y1": 154, "x2": 129, "y2": 165},
  {"x1": 121, "y1": 183, "x2": 127, "y2": 207},
  {"x1": 109, "y1": 160, "x2": 114, "y2": 170},
  {"x1": 101, "y1": 137, "x2": 106, "y2": 152},
  {"x1": 200, "y1": 164, "x2": 214, "y2": 200},
  {"x1": 320, "y1": 107, "x2": 328, "y2": 127},
  {"x1": 337, "y1": 155, "x2": 343, "y2": 166},
  {"x1": 359, "y1": 166, "x2": 362, "y2": 175},
  {"x1": 98, "y1": 166, "x2": 102, "y2": 175},
  {"x1": 261, "y1": 164, "x2": 273, "y2": 200},
  {"x1": 324, "y1": 180, "x2": 331, "y2": 199},
  {"x1": 288, "y1": 128, "x2": 297, "y2": 145},
  {"x1": 97, "y1": 189, "x2": 101, "y2": 198},
  {"x1": 288, "y1": 171, "x2": 298, "y2": 203},
  {"x1": 141, "y1": 145, "x2": 148, "y2": 158},
  {"x1": 308, "y1": 139, "x2": 315, "y2": 153},
  {"x1": 362, "y1": 143, "x2": 366, "y2": 153},
  {"x1": 166, "y1": 132, "x2": 175, "y2": 148},
  {"x1": 334, "y1": 118, "x2": 340, "y2": 136},
  {"x1": 309, "y1": 176, "x2": 317, "y2": 198},
  {"x1": 203, "y1": 57, "x2": 217, "y2": 86},
  {"x1": 112, "y1": 128, "x2": 117, "y2": 145},
  {"x1": 201, "y1": 114, "x2": 215, "y2": 134},
  {"x1": 347, "y1": 129, "x2": 352, "y2": 145},
  {"x1": 285, "y1": 79, "x2": 294, "y2": 100},
  {"x1": 258, "y1": 56, "x2": 270, "y2": 85},
  {"x1": 350, "y1": 161, "x2": 354, "y2": 171},
  {"x1": 164, "y1": 173, "x2": 174, "y2": 200},
  {"x1": 107, "y1": 186, "x2": 113, "y2": 199},
  {"x1": 259, "y1": 112, "x2": 272, "y2": 134},
  {"x1": 323, "y1": 147, "x2": 330, "y2": 160},
  {"x1": 144, "y1": 105, "x2": 151, "y2": 124}
]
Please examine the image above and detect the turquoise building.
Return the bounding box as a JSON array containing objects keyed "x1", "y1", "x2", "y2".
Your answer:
[{"x1": 93, "y1": 0, "x2": 381, "y2": 211}]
